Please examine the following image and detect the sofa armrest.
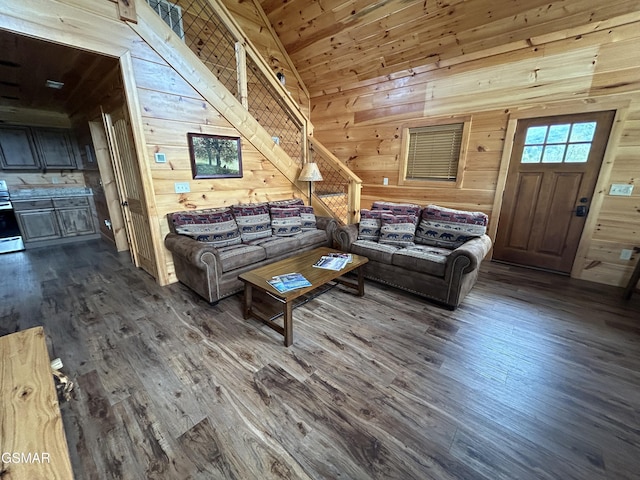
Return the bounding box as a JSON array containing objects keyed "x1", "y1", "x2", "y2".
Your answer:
[
  {"x1": 335, "y1": 223, "x2": 359, "y2": 251},
  {"x1": 164, "y1": 232, "x2": 221, "y2": 270},
  {"x1": 316, "y1": 215, "x2": 338, "y2": 243},
  {"x1": 445, "y1": 234, "x2": 492, "y2": 279}
]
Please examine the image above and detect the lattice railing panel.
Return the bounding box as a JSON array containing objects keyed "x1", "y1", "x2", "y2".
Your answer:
[
  {"x1": 150, "y1": 0, "x2": 238, "y2": 95},
  {"x1": 247, "y1": 56, "x2": 303, "y2": 167},
  {"x1": 145, "y1": 0, "x2": 303, "y2": 164},
  {"x1": 311, "y1": 147, "x2": 350, "y2": 224}
]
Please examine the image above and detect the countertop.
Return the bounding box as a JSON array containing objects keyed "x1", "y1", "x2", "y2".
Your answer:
[{"x1": 10, "y1": 187, "x2": 93, "y2": 200}]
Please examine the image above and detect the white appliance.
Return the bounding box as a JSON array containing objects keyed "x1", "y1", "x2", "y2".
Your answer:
[{"x1": 0, "y1": 180, "x2": 25, "y2": 254}]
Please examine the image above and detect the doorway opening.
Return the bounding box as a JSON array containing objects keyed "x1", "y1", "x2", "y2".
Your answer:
[{"x1": 0, "y1": 29, "x2": 155, "y2": 278}]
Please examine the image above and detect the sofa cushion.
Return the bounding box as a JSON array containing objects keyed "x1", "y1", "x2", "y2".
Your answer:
[
  {"x1": 351, "y1": 239, "x2": 399, "y2": 264},
  {"x1": 270, "y1": 206, "x2": 302, "y2": 236},
  {"x1": 379, "y1": 213, "x2": 418, "y2": 247},
  {"x1": 247, "y1": 235, "x2": 300, "y2": 258},
  {"x1": 392, "y1": 245, "x2": 452, "y2": 277},
  {"x1": 358, "y1": 209, "x2": 392, "y2": 242},
  {"x1": 232, "y1": 203, "x2": 272, "y2": 242},
  {"x1": 217, "y1": 244, "x2": 267, "y2": 272},
  {"x1": 299, "y1": 206, "x2": 317, "y2": 231},
  {"x1": 415, "y1": 204, "x2": 489, "y2": 249},
  {"x1": 297, "y1": 228, "x2": 327, "y2": 247},
  {"x1": 171, "y1": 207, "x2": 242, "y2": 247},
  {"x1": 371, "y1": 201, "x2": 422, "y2": 217}
]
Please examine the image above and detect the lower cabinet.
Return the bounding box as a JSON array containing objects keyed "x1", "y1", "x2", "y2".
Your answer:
[
  {"x1": 15, "y1": 207, "x2": 60, "y2": 242},
  {"x1": 53, "y1": 197, "x2": 96, "y2": 237},
  {"x1": 13, "y1": 196, "x2": 99, "y2": 247}
]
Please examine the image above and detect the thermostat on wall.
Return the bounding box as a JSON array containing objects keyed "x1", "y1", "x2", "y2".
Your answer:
[{"x1": 155, "y1": 152, "x2": 167, "y2": 163}]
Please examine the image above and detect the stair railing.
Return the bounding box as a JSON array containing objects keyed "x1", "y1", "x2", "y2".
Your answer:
[
  {"x1": 308, "y1": 138, "x2": 362, "y2": 225},
  {"x1": 136, "y1": 0, "x2": 361, "y2": 222}
]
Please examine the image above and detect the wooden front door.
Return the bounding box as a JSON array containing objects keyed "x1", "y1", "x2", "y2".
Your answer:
[
  {"x1": 494, "y1": 111, "x2": 615, "y2": 273},
  {"x1": 102, "y1": 107, "x2": 158, "y2": 279}
]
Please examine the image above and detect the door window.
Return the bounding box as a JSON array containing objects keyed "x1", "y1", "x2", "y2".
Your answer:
[{"x1": 521, "y1": 121, "x2": 597, "y2": 164}]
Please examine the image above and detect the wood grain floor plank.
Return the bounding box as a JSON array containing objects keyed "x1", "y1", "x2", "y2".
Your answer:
[{"x1": 1, "y1": 240, "x2": 639, "y2": 479}]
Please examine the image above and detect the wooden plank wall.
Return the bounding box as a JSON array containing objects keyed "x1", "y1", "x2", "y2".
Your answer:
[
  {"x1": 129, "y1": 18, "x2": 299, "y2": 284},
  {"x1": 0, "y1": 0, "x2": 300, "y2": 286},
  {"x1": 310, "y1": 20, "x2": 640, "y2": 288}
]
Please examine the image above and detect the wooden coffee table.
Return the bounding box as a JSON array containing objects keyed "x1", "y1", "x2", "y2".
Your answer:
[{"x1": 238, "y1": 247, "x2": 368, "y2": 346}]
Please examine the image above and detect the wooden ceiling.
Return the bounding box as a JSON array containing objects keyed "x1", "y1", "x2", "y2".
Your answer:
[
  {"x1": 258, "y1": 0, "x2": 640, "y2": 97},
  {"x1": 0, "y1": 29, "x2": 119, "y2": 118}
]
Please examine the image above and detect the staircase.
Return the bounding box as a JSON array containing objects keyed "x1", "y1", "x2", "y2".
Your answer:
[{"x1": 132, "y1": 0, "x2": 361, "y2": 224}]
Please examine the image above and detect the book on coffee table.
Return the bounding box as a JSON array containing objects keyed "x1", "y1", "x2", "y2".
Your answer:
[
  {"x1": 268, "y1": 272, "x2": 312, "y2": 293},
  {"x1": 313, "y1": 254, "x2": 350, "y2": 271}
]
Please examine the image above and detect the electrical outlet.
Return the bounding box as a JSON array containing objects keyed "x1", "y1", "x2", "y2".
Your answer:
[
  {"x1": 620, "y1": 249, "x2": 633, "y2": 260},
  {"x1": 383, "y1": 177, "x2": 389, "y2": 185},
  {"x1": 174, "y1": 182, "x2": 191, "y2": 193},
  {"x1": 155, "y1": 152, "x2": 167, "y2": 163},
  {"x1": 609, "y1": 184, "x2": 634, "y2": 196}
]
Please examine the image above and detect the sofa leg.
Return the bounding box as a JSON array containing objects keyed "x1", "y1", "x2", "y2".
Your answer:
[{"x1": 209, "y1": 300, "x2": 219, "y2": 307}]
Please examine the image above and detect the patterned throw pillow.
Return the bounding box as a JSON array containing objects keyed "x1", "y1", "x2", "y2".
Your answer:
[
  {"x1": 371, "y1": 201, "x2": 422, "y2": 218},
  {"x1": 358, "y1": 209, "x2": 392, "y2": 242},
  {"x1": 299, "y1": 206, "x2": 317, "y2": 230},
  {"x1": 172, "y1": 207, "x2": 241, "y2": 247},
  {"x1": 270, "y1": 207, "x2": 302, "y2": 236},
  {"x1": 232, "y1": 203, "x2": 272, "y2": 241},
  {"x1": 378, "y1": 213, "x2": 417, "y2": 247},
  {"x1": 415, "y1": 204, "x2": 489, "y2": 249},
  {"x1": 171, "y1": 207, "x2": 234, "y2": 227}
]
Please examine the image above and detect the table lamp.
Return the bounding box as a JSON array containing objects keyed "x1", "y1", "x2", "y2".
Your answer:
[{"x1": 298, "y1": 162, "x2": 323, "y2": 203}]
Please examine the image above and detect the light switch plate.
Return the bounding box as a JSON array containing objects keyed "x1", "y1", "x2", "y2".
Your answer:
[
  {"x1": 0, "y1": 180, "x2": 6, "y2": 190},
  {"x1": 174, "y1": 182, "x2": 190, "y2": 193},
  {"x1": 383, "y1": 177, "x2": 389, "y2": 185},
  {"x1": 609, "y1": 184, "x2": 634, "y2": 196},
  {"x1": 620, "y1": 249, "x2": 633, "y2": 260},
  {"x1": 155, "y1": 152, "x2": 167, "y2": 163}
]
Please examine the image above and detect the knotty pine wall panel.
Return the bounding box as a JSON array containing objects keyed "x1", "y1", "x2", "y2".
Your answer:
[
  {"x1": 311, "y1": 21, "x2": 640, "y2": 287},
  {"x1": 134, "y1": 77, "x2": 295, "y2": 280},
  {"x1": 579, "y1": 102, "x2": 640, "y2": 287}
]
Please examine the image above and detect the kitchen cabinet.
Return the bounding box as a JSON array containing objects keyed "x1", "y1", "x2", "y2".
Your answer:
[
  {"x1": 53, "y1": 197, "x2": 96, "y2": 236},
  {"x1": 13, "y1": 195, "x2": 99, "y2": 247},
  {"x1": 13, "y1": 199, "x2": 61, "y2": 242},
  {"x1": 33, "y1": 128, "x2": 79, "y2": 169},
  {"x1": 0, "y1": 126, "x2": 40, "y2": 169},
  {"x1": 0, "y1": 126, "x2": 79, "y2": 171}
]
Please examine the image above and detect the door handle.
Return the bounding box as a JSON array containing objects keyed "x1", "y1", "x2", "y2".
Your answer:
[{"x1": 576, "y1": 205, "x2": 588, "y2": 217}]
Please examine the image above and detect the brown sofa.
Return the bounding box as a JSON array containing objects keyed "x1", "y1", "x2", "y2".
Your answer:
[
  {"x1": 335, "y1": 202, "x2": 492, "y2": 309},
  {"x1": 164, "y1": 200, "x2": 337, "y2": 304}
]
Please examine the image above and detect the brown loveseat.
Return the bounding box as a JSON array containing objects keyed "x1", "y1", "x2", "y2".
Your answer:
[
  {"x1": 164, "y1": 199, "x2": 337, "y2": 303},
  {"x1": 335, "y1": 201, "x2": 492, "y2": 309}
]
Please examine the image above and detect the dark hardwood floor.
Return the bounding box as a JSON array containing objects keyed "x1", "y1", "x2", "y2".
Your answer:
[{"x1": 1, "y1": 240, "x2": 639, "y2": 480}]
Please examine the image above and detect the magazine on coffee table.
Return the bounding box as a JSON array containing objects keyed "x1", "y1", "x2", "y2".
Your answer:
[
  {"x1": 268, "y1": 272, "x2": 312, "y2": 293},
  {"x1": 313, "y1": 253, "x2": 351, "y2": 271}
]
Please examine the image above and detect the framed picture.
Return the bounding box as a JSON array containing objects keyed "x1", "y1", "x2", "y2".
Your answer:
[{"x1": 188, "y1": 133, "x2": 243, "y2": 179}]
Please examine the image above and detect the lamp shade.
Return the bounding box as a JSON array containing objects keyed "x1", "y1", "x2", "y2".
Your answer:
[{"x1": 298, "y1": 162, "x2": 323, "y2": 182}]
